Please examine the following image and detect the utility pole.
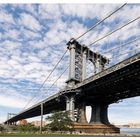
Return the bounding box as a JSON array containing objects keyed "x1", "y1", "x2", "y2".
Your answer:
[{"x1": 40, "y1": 103, "x2": 43, "y2": 134}]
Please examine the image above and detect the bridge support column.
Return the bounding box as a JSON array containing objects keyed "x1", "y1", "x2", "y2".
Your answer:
[
  {"x1": 66, "y1": 95, "x2": 75, "y2": 121},
  {"x1": 90, "y1": 104, "x2": 109, "y2": 124},
  {"x1": 13, "y1": 122, "x2": 16, "y2": 125},
  {"x1": 40, "y1": 103, "x2": 43, "y2": 134},
  {"x1": 66, "y1": 98, "x2": 70, "y2": 111},
  {"x1": 96, "y1": 58, "x2": 101, "y2": 73},
  {"x1": 7, "y1": 122, "x2": 11, "y2": 125},
  {"x1": 77, "y1": 102, "x2": 87, "y2": 123},
  {"x1": 74, "y1": 103, "x2": 120, "y2": 133},
  {"x1": 69, "y1": 96, "x2": 75, "y2": 121},
  {"x1": 67, "y1": 39, "x2": 76, "y2": 87},
  {"x1": 82, "y1": 49, "x2": 87, "y2": 81}
]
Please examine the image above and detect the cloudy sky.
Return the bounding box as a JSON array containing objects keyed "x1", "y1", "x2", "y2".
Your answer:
[{"x1": 0, "y1": 3, "x2": 140, "y2": 124}]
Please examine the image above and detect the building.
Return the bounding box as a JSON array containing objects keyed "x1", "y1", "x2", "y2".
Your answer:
[
  {"x1": 19, "y1": 119, "x2": 27, "y2": 125},
  {"x1": 129, "y1": 123, "x2": 140, "y2": 128},
  {"x1": 31, "y1": 120, "x2": 48, "y2": 127}
]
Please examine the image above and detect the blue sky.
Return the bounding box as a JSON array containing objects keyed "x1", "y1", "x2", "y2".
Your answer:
[{"x1": 0, "y1": 4, "x2": 140, "y2": 124}]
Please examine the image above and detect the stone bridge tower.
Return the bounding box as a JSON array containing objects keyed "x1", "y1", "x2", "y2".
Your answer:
[
  {"x1": 65, "y1": 38, "x2": 119, "y2": 133},
  {"x1": 66, "y1": 38, "x2": 109, "y2": 85},
  {"x1": 65, "y1": 38, "x2": 109, "y2": 121}
]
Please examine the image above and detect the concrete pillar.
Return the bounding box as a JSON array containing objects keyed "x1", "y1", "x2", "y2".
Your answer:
[
  {"x1": 97, "y1": 57, "x2": 105, "y2": 72},
  {"x1": 77, "y1": 102, "x2": 87, "y2": 123},
  {"x1": 95, "y1": 58, "x2": 101, "y2": 73},
  {"x1": 90, "y1": 104, "x2": 109, "y2": 124},
  {"x1": 66, "y1": 98, "x2": 70, "y2": 111},
  {"x1": 100, "y1": 105, "x2": 110, "y2": 124},
  {"x1": 69, "y1": 42, "x2": 76, "y2": 80},
  {"x1": 93, "y1": 62, "x2": 97, "y2": 74},
  {"x1": 69, "y1": 96, "x2": 75, "y2": 121},
  {"x1": 40, "y1": 103, "x2": 43, "y2": 134},
  {"x1": 82, "y1": 50, "x2": 87, "y2": 81},
  {"x1": 90, "y1": 104, "x2": 101, "y2": 124},
  {"x1": 102, "y1": 63, "x2": 105, "y2": 71}
]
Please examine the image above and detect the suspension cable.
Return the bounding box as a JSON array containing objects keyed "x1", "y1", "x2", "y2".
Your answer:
[
  {"x1": 88, "y1": 16, "x2": 140, "y2": 46},
  {"x1": 22, "y1": 3, "x2": 130, "y2": 110},
  {"x1": 34, "y1": 66, "x2": 69, "y2": 104},
  {"x1": 103, "y1": 36, "x2": 140, "y2": 54},
  {"x1": 22, "y1": 50, "x2": 68, "y2": 110},
  {"x1": 75, "y1": 3, "x2": 127, "y2": 40}
]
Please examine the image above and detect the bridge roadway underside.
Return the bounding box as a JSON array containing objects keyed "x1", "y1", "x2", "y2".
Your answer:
[
  {"x1": 5, "y1": 54, "x2": 140, "y2": 124},
  {"x1": 5, "y1": 99, "x2": 66, "y2": 123},
  {"x1": 76, "y1": 58, "x2": 140, "y2": 105}
]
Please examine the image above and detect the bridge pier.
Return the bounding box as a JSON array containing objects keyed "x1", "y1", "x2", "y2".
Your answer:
[
  {"x1": 66, "y1": 95, "x2": 75, "y2": 121},
  {"x1": 77, "y1": 102, "x2": 87, "y2": 123},
  {"x1": 74, "y1": 103, "x2": 120, "y2": 134},
  {"x1": 90, "y1": 104, "x2": 109, "y2": 124}
]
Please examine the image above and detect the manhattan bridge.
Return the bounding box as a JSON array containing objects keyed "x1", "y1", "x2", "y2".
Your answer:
[{"x1": 4, "y1": 4, "x2": 140, "y2": 133}]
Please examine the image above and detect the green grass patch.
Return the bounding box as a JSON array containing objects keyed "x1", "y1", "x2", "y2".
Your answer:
[
  {"x1": 1, "y1": 132, "x2": 138, "y2": 137},
  {"x1": 0, "y1": 132, "x2": 85, "y2": 137}
]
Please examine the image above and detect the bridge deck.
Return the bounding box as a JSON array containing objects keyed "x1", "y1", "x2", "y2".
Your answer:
[
  {"x1": 76, "y1": 53, "x2": 140, "y2": 89},
  {"x1": 74, "y1": 53, "x2": 140, "y2": 104}
]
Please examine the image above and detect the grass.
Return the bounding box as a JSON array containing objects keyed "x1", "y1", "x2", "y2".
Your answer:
[
  {"x1": 0, "y1": 132, "x2": 85, "y2": 137},
  {"x1": 0, "y1": 132, "x2": 140, "y2": 137}
]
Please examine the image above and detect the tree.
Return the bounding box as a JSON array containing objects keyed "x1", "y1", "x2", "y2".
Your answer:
[
  {"x1": 45, "y1": 111, "x2": 74, "y2": 133},
  {"x1": 0, "y1": 125, "x2": 5, "y2": 132},
  {"x1": 18, "y1": 123, "x2": 38, "y2": 132}
]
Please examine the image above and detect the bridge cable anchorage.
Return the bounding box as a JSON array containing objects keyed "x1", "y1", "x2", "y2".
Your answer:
[
  {"x1": 75, "y1": 3, "x2": 127, "y2": 40},
  {"x1": 34, "y1": 65, "x2": 69, "y2": 104},
  {"x1": 88, "y1": 16, "x2": 140, "y2": 47},
  {"x1": 22, "y1": 50, "x2": 68, "y2": 110},
  {"x1": 103, "y1": 36, "x2": 140, "y2": 54}
]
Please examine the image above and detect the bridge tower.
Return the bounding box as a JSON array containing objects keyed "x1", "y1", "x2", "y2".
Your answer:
[
  {"x1": 65, "y1": 38, "x2": 119, "y2": 133},
  {"x1": 7, "y1": 113, "x2": 17, "y2": 125},
  {"x1": 66, "y1": 38, "x2": 109, "y2": 84},
  {"x1": 65, "y1": 38, "x2": 109, "y2": 120}
]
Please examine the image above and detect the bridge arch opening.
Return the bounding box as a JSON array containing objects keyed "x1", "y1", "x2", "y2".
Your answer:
[
  {"x1": 86, "y1": 106, "x2": 92, "y2": 123},
  {"x1": 85, "y1": 60, "x2": 95, "y2": 79},
  {"x1": 108, "y1": 97, "x2": 140, "y2": 125}
]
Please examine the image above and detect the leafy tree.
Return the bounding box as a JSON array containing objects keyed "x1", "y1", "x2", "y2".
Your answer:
[
  {"x1": 45, "y1": 111, "x2": 74, "y2": 133},
  {"x1": 0, "y1": 125, "x2": 5, "y2": 132},
  {"x1": 18, "y1": 123, "x2": 38, "y2": 132},
  {"x1": 9, "y1": 125, "x2": 18, "y2": 131}
]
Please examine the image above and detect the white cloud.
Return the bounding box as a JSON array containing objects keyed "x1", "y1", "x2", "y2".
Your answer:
[
  {"x1": 21, "y1": 28, "x2": 42, "y2": 40},
  {"x1": 0, "y1": 40, "x2": 21, "y2": 51},
  {"x1": 109, "y1": 5, "x2": 140, "y2": 23},
  {"x1": 0, "y1": 87, "x2": 31, "y2": 109},
  {"x1": 61, "y1": 4, "x2": 119, "y2": 20},
  {"x1": 43, "y1": 19, "x2": 87, "y2": 47},
  {"x1": 0, "y1": 9, "x2": 15, "y2": 24},
  {"x1": 38, "y1": 4, "x2": 61, "y2": 20},
  {"x1": 34, "y1": 4, "x2": 119, "y2": 21},
  {"x1": 1, "y1": 29, "x2": 20, "y2": 40},
  {"x1": 0, "y1": 95, "x2": 26, "y2": 109},
  {"x1": 19, "y1": 13, "x2": 42, "y2": 31}
]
